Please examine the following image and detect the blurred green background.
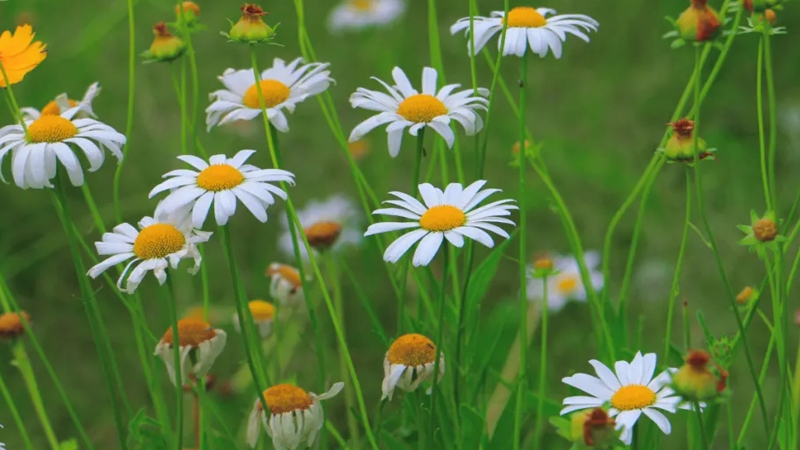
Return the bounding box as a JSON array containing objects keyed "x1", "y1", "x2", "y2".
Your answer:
[{"x1": 0, "y1": 0, "x2": 799, "y2": 448}]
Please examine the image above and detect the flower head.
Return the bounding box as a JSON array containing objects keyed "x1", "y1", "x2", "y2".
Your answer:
[
  {"x1": 234, "y1": 299, "x2": 276, "y2": 338},
  {"x1": 0, "y1": 106, "x2": 125, "y2": 189},
  {"x1": 527, "y1": 252, "x2": 603, "y2": 312},
  {"x1": 247, "y1": 382, "x2": 344, "y2": 449},
  {"x1": 328, "y1": 0, "x2": 405, "y2": 32},
  {"x1": 561, "y1": 352, "x2": 696, "y2": 445},
  {"x1": 382, "y1": 333, "x2": 444, "y2": 400},
  {"x1": 87, "y1": 211, "x2": 212, "y2": 294},
  {"x1": 279, "y1": 195, "x2": 361, "y2": 260},
  {"x1": 21, "y1": 82, "x2": 101, "y2": 122},
  {"x1": 365, "y1": 180, "x2": 517, "y2": 266},
  {"x1": 744, "y1": 0, "x2": 785, "y2": 12},
  {"x1": 0, "y1": 311, "x2": 31, "y2": 340},
  {"x1": 671, "y1": 350, "x2": 726, "y2": 402},
  {"x1": 450, "y1": 7, "x2": 598, "y2": 58},
  {"x1": 206, "y1": 58, "x2": 332, "y2": 132},
  {"x1": 348, "y1": 67, "x2": 488, "y2": 157},
  {"x1": 736, "y1": 285, "x2": 758, "y2": 306},
  {"x1": 266, "y1": 263, "x2": 305, "y2": 306},
  {"x1": 227, "y1": 4, "x2": 276, "y2": 44},
  {"x1": 142, "y1": 22, "x2": 186, "y2": 63},
  {"x1": 176, "y1": 1, "x2": 201, "y2": 21},
  {"x1": 154, "y1": 318, "x2": 227, "y2": 385},
  {"x1": 738, "y1": 210, "x2": 785, "y2": 256},
  {"x1": 661, "y1": 118, "x2": 715, "y2": 162},
  {"x1": 149, "y1": 150, "x2": 294, "y2": 228},
  {"x1": 676, "y1": 0, "x2": 722, "y2": 42},
  {"x1": 0, "y1": 24, "x2": 47, "y2": 87}
]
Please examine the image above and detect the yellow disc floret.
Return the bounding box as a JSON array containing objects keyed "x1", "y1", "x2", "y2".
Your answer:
[
  {"x1": 397, "y1": 94, "x2": 448, "y2": 123},
  {"x1": 162, "y1": 317, "x2": 216, "y2": 347},
  {"x1": 351, "y1": 0, "x2": 374, "y2": 10},
  {"x1": 419, "y1": 205, "x2": 466, "y2": 232},
  {"x1": 0, "y1": 311, "x2": 31, "y2": 339},
  {"x1": 504, "y1": 7, "x2": 547, "y2": 28},
  {"x1": 243, "y1": 80, "x2": 291, "y2": 109},
  {"x1": 27, "y1": 115, "x2": 78, "y2": 143},
  {"x1": 610, "y1": 385, "x2": 656, "y2": 411},
  {"x1": 41, "y1": 99, "x2": 78, "y2": 116},
  {"x1": 196, "y1": 164, "x2": 245, "y2": 192},
  {"x1": 304, "y1": 221, "x2": 343, "y2": 250},
  {"x1": 387, "y1": 333, "x2": 437, "y2": 366},
  {"x1": 266, "y1": 263, "x2": 303, "y2": 288},
  {"x1": 556, "y1": 275, "x2": 579, "y2": 295},
  {"x1": 249, "y1": 300, "x2": 276, "y2": 322},
  {"x1": 261, "y1": 384, "x2": 313, "y2": 414},
  {"x1": 133, "y1": 223, "x2": 186, "y2": 259}
]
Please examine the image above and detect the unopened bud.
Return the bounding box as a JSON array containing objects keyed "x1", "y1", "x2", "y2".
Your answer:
[
  {"x1": 568, "y1": 408, "x2": 617, "y2": 447},
  {"x1": 746, "y1": 0, "x2": 784, "y2": 12},
  {"x1": 664, "y1": 119, "x2": 711, "y2": 161},
  {"x1": 676, "y1": 0, "x2": 722, "y2": 42},
  {"x1": 228, "y1": 4, "x2": 275, "y2": 43},
  {"x1": 736, "y1": 286, "x2": 754, "y2": 305},
  {"x1": 176, "y1": 1, "x2": 201, "y2": 22},
  {"x1": 144, "y1": 22, "x2": 186, "y2": 62},
  {"x1": 672, "y1": 350, "x2": 724, "y2": 401},
  {"x1": 534, "y1": 257, "x2": 554, "y2": 271},
  {"x1": 0, "y1": 311, "x2": 31, "y2": 339},
  {"x1": 753, "y1": 218, "x2": 777, "y2": 242}
]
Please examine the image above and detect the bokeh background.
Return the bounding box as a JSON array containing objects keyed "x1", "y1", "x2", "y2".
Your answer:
[{"x1": 1, "y1": 0, "x2": 799, "y2": 448}]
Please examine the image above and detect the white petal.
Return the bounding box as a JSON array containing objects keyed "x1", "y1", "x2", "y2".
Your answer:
[{"x1": 412, "y1": 232, "x2": 444, "y2": 267}]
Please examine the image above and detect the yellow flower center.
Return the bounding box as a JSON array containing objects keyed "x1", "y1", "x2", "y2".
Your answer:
[
  {"x1": 27, "y1": 115, "x2": 78, "y2": 143},
  {"x1": 133, "y1": 223, "x2": 186, "y2": 259},
  {"x1": 351, "y1": 0, "x2": 374, "y2": 10},
  {"x1": 610, "y1": 385, "x2": 657, "y2": 411},
  {"x1": 387, "y1": 333, "x2": 437, "y2": 366},
  {"x1": 396, "y1": 94, "x2": 448, "y2": 123},
  {"x1": 266, "y1": 263, "x2": 303, "y2": 288},
  {"x1": 41, "y1": 99, "x2": 78, "y2": 116},
  {"x1": 0, "y1": 311, "x2": 30, "y2": 339},
  {"x1": 242, "y1": 79, "x2": 291, "y2": 109},
  {"x1": 196, "y1": 164, "x2": 245, "y2": 192},
  {"x1": 249, "y1": 300, "x2": 276, "y2": 322},
  {"x1": 161, "y1": 318, "x2": 216, "y2": 347},
  {"x1": 556, "y1": 275, "x2": 579, "y2": 295},
  {"x1": 261, "y1": 384, "x2": 313, "y2": 414},
  {"x1": 419, "y1": 205, "x2": 466, "y2": 232},
  {"x1": 504, "y1": 7, "x2": 547, "y2": 27},
  {"x1": 304, "y1": 221, "x2": 343, "y2": 250}
]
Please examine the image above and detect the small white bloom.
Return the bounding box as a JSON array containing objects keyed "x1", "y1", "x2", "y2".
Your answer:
[
  {"x1": 0, "y1": 106, "x2": 125, "y2": 189},
  {"x1": 206, "y1": 58, "x2": 333, "y2": 132},
  {"x1": 328, "y1": 0, "x2": 405, "y2": 32},
  {"x1": 561, "y1": 352, "x2": 696, "y2": 445},
  {"x1": 266, "y1": 263, "x2": 306, "y2": 306},
  {"x1": 348, "y1": 66, "x2": 488, "y2": 157},
  {"x1": 87, "y1": 211, "x2": 211, "y2": 294},
  {"x1": 247, "y1": 382, "x2": 344, "y2": 450},
  {"x1": 382, "y1": 333, "x2": 444, "y2": 401},
  {"x1": 154, "y1": 317, "x2": 227, "y2": 386},
  {"x1": 20, "y1": 82, "x2": 101, "y2": 121},
  {"x1": 233, "y1": 300, "x2": 276, "y2": 338},
  {"x1": 365, "y1": 180, "x2": 517, "y2": 266},
  {"x1": 526, "y1": 251, "x2": 603, "y2": 312},
  {"x1": 279, "y1": 195, "x2": 362, "y2": 260},
  {"x1": 450, "y1": 7, "x2": 598, "y2": 58},
  {"x1": 149, "y1": 149, "x2": 295, "y2": 228}
]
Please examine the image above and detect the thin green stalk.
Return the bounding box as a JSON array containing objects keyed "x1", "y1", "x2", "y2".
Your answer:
[
  {"x1": 532, "y1": 275, "x2": 549, "y2": 450},
  {"x1": 180, "y1": 59, "x2": 188, "y2": 155},
  {"x1": 164, "y1": 277, "x2": 184, "y2": 450},
  {"x1": 430, "y1": 244, "x2": 450, "y2": 448},
  {"x1": 0, "y1": 61, "x2": 28, "y2": 134},
  {"x1": 756, "y1": 39, "x2": 770, "y2": 210},
  {"x1": 398, "y1": 131, "x2": 426, "y2": 333},
  {"x1": 737, "y1": 330, "x2": 775, "y2": 446},
  {"x1": 726, "y1": 398, "x2": 735, "y2": 450},
  {"x1": 663, "y1": 169, "x2": 692, "y2": 361},
  {"x1": 695, "y1": 403, "x2": 709, "y2": 450},
  {"x1": 11, "y1": 340, "x2": 60, "y2": 450},
  {"x1": 175, "y1": 3, "x2": 205, "y2": 158},
  {"x1": 763, "y1": 27, "x2": 778, "y2": 215},
  {"x1": 113, "y1": 0, "x2": 136, "y2": 221},
  {"x1": 0, "y1": 366, "x2": 35, "y2": 450}
]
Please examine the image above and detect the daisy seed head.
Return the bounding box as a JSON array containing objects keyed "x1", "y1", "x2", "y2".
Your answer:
[
  {"x1": 229, "y1": 4, "x2": 275, "y2": 44},
  {"x1": 133, "y1": 223, "x2": 187, "y2": 259},
  {"x1": 249, "y1": 300, "x2": 275, "y2": 322},
  {"x1": 504, "y1": 7, "x2": 547, "y2": 27},
  {"x1": 753, "y1": 218, "x2": 777, "y2": 242},
  {"x1": 396, "y1": 94, "x2": 448, "y2": 123},
  {"x1": 304, "y1": 221, "x2": 343, "y2": 250},
  {"x1": 27, "y1": 115, "x2": 78, "y2": 143},
  {"x1": 146, "y1": 22, "x2": 186, "y2": 62},
  {"x1": 0, "y1": 311, "x2": 31, "y2": 339},
  {"x1": 419, "y1": 205, "x2": 466, "y2": 232},
  {"x1": 161, "y1": 318, "x2": 217, "y2": 347},
  {"x1": 260, "y1": 384, "x2": 313, "y2": 414},
  {"x1": 387, "y1": 333, "x2": 436, "y2": 366}
]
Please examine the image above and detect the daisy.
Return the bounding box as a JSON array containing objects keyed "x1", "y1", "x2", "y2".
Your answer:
[
  {"x1": 0, "y1": 106, "x2": 126, "y2": 189},
  {"x1": 450, "y1": 7, "x2": 599, "y2": 58},
  {"x1": 148, "y1": 150, "x2": 295, "y2": 228},
  {"x1": 233, "y1": 299, "x2": 276, "y2": 338},
  {"x1": 561, "y1": 352, "x2": 695, "y2": 445},
  {"x1": 154, "y1": 317, "x2": 227, "y2": 386},
  {"x1": 382, "y1": 333, "x2": 444, "y2": 401},
  {"x1": 365, "y1": 180, "x2": 517, "y2": 266},
  {"x1": 266, "y1": 263, "x2": 305, "y2": 306},
  {"x1": 206, "y1": 58, "x2": 333, "y2": 132},
  {"x1": 527, "y1": 251, "x2": 603, "y2": 312},
  {"x1": 278, "y1": 194, "x2": 362, "y2": 260},
  {"x1": 247, "y1": 382, "x2": 344, "y2": 450},
  {"x1": 0, "y1": 24, "x2": 47, "y2": 87},
  {"x1": 328, "y1": 0, "x2": 405, "y2": 32},
  {"x1": 348, "y1": 67, "x2": 488, "y2": 157},
  {"x1": 21, "y1": 82, "x2": 101, "y2": 121},
  {"x1": 87, "y1": 212, "x2": 212, "y2": 294}
]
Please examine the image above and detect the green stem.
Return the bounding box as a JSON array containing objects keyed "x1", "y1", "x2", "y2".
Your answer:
[
  {"x1": 398, "y1": 131, "x2": 426, "y2": 333},
  {"x1": 532, "y1": 275, "x2": 548, "y2": 450},
  {"x1": 114, "y1": 0, "x2": 136, "y2": 221},
  {"x1": 756, "y1": 38, "x2": 771, "y2": 211},
  {"x1": 695, "y1": 403, "x2": 709, "y2": 450},
  {"x1": 430, "y1": 244, "x2": 449, "y2": 448},
  {"x1": 0, "y1": 364, "x2": 35, "y2": 450},
  {"x1": 763, "y1": 27, "x2": 778, "y2": 216},
  {"x1": 164, "y1": 277, "x2": 184, "y2": 450},
  {"x1": 11, "y1": 340, "x2": 60, "y2": 450},
  {"x1": 663, "y1": 169, "x2": 692, "y2": 361},
  {"x1": 737, "y1": 330, "x2": 775, "y2": 446},
  {"x1": 0, "y1": 61, "x2": 28, "y2": 135}
]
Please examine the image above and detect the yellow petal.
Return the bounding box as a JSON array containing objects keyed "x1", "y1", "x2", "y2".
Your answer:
[{"x1": 0, "y1": 25, "x2": 36, "y2": 58}]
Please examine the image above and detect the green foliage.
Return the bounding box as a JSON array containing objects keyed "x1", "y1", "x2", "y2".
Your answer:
[{"x1": 126, "y1": 409, "x2": 168, "y2": 450}]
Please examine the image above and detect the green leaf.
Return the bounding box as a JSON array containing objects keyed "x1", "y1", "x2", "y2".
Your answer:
[
  {"x1": 381, "y1": 430, "x2": 412, "y2": 450},
  {"x1": 58, "y1": 439, "x2": 79, "y2": 450},
  {"x1": 127, "y1": 409, "x2": 168, "y2": 450},
  {"x1": 464, "y1": 234, "x2": 515, "y2": 343},
  {"x1": 460, "y1": 405, "x2": 486, "y2": 450}
]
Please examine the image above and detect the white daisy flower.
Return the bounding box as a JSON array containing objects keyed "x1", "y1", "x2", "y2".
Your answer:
[
  {"x1": 348, "y1": 66, "x2": 489, "y2": 157},
  {"x1": 266, "y1": 263, "x2": 306, "y2": 306},
  {"x1": 0, "y1": 106, "x2": 125, "y2": 189},
  {"x1": 206, "y1": 58, "x2": 333, "y2": 132},
  {"x1": 247, "y1": 382, "x2": 344, "y2": 450},
  {"x1": 278, "y1": 194, "x2": 362, "y2": 260},
  {"x1": 561, "y1": 352, "x2": 695, "y2": 445},
  {"x1": 382, "y1": 333, "x2": 444, "y2": 401},
  {"x1": 154, "y1": 317, "x2": 227, "y2": 386},
  {"x1": 365, "y1": 180, "x2": 517, "y2": 266},
  {"x1": 450, "y1": 7, "x2": 599, "y2": 58},
  {"x1": 20, "y1": 82, "x2": 101, "y2": 121},
  {"x1": 87, "y1": 211, "x2": 212, "y2": 294},
  {"x1": 526, "y1": 251, "x2": 604, "y2": 312},
  {"x1": 148, "y1": 149, "x2": 295, "y2": 228},
  {"x1": 328, "y1": 0, "x2": 405, "y2": 32},
  {"x1": 233, "y1": 299, "x2": 276, "y2": 338}
]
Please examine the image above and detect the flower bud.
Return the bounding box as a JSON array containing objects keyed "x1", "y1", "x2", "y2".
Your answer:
[
  {"x1": 676, "y1": 0, "x2": 722, "y2": 42},
  {"x1": 512, "y1": 140, "x2": 531, "y2": 155},
  {"x1": 671, "y1": 350, "x2": 724, "y2": 401},
  {"x1": 746, "y1": 0, "x2": 784, "y2": 12},
  {"x1": 736, "y1": 286, "x2": 754, "y2": 305},
  {"x1": 534, "y1": 257, "x2": 554, "y2": 272},
  {"x1": 753, "y1": 218, "x2": 777, "y2": 242},
  {"x1": 144, "y1": 22, "x2": 186, "y2": 62},
  {"x1": 177, "y1": 1, "x2": 200, "y2": 17},
  {"x1": 568, "y1": 408, "x2": 616, "y2": 448},
  {"x1": 228, "y1": 4, "x2": 275, "y2": 44},
  {"x1": 0, "y1": 311, "x2": 31, "y2": 340},
  {"x1": 664, "y1": 119, "x2": 711, "y2": 161}
]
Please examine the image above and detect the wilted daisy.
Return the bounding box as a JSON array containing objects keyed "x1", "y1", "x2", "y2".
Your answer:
[
  {"x1": 87, "y1": 212, "x2": 212, "y2": 294},
  {"x1": 21, "y1": 82, "x2": 101, "y2": 121},
  {"x1": 279, "y1": 195, "x2": 361, "y2": 260},
  {"x1": 0, "y1": 24, "x2": 47, "y2": 87},
  {"x1": 206, "y1": 58, "x2": 333, "y2": 132},
  {"x1": 149, "y1": 150, "x2": 295, "y2": 228},
  {"x1": 365, "y1": 180, "x2": 517, "y2": 266},
  {"x1": 0, "y1": 106, "x2": 126, "y2": 189},
  {"x1": 382, "y1": 333, "x2": 444, "y2": 401},
  {"x1": 0, "y1": 311, "x2": 31, "y2": 340},
  {"x1": 247, "y1": 382, "x2": 344, "y2": 449},
  {"x1": 527, "y1": 251, "x2": 603, "y2": 312},
  {"x1": 154, "y1": 317, "x2": 227, "y2": 386},
  {"x1": 266, "y1": 263, "x2": 305, "y2": 306},
  {"x1": 328, "y1": 0, "x2": 405, "y2": 32},
  {"x1": 233, "y1": 299, "x2": 276, "y2": 338},
  {"x1": 348, "y1": 67, "x2": 488, "y2": 157},
  {"x1": 561, "y1": 352, "x2": 694, "y2": 445},
  {"x1": 450, "y1": 7, "x2": 598, "y2": 58}
]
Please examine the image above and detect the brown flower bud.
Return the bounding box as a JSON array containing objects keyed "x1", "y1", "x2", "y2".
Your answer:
[
  {"x1": 753, "y1": 218, "x2": 777, "y2": 242},
  {"x1": 0, "y1": 311, "x2": 31, "y2": 339},
  {"x1": 736, "y1": 286, "x2": 754, "y2": 304}
]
